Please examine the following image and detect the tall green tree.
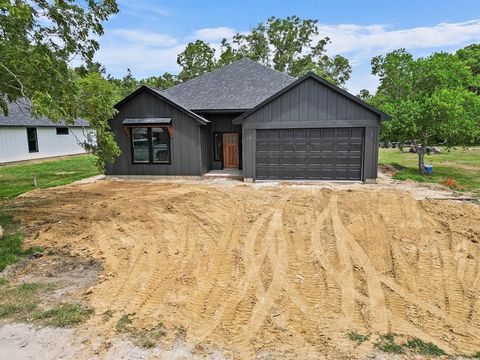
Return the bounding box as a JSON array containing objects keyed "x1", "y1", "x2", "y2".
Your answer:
[
  {"x1": 177, "y1": 40, "x2": 217, "y2": 82},
  {"x1": 372, "y1": 48, "x2": 480, "y2": 174},
  {"x1": 177, "y1": 16, "x2": 352, "y2": 86},
  {"x1": 0, "y1": 0, "x2": 119, "y2": 168}
]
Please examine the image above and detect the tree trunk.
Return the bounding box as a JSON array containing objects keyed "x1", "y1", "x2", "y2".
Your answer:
[{"x1": 418, "y1": 147, "x2": 426, "y2": 175}]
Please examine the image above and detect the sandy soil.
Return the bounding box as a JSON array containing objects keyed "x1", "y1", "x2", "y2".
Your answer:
[{"x1": 7, "y1": 178, "x2": 480, "y2": 359}]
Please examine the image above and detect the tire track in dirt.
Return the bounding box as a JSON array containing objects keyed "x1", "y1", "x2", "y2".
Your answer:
[
  {"x1": 16, "y1": 181, "x2": 480, "y2": 358},
  {"x1": 330, "y1": 194, "x2": 390, "y2": 333}
]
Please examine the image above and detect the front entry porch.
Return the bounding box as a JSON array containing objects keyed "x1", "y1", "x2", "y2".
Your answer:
[{"x1": 203, "y1": 169, "x2": 243, "y2": 181}]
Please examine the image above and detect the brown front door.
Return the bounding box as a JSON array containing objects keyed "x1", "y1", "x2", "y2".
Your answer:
[{"x1": 223, "y1": 133, "x2": 239, "y2": 168}]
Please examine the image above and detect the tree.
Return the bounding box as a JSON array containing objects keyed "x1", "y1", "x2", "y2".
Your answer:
[
  {"x1": 1, "y1": 0, "x2": 119, "y2": 168},
  {"x1": 140, "y1": 73, "x2": 181, "y2": 90},
  {"x1": 456, "y1": 44, "x2": 480, "y2": 94},
  {"x1": 177, "y1": 40, "x2": 217, "y2": 82},
  {"x1": 371, "y1": 49, "x2": 480, "y2": 174},
  {"x1": 357, "y1": 89, "x2": 373, "y2": 101},
  {"x1": 76, "y1": 72, "x2": 121, "y2": 168},
  {"x1": 176, "y1": 16, "x2": 352, "y2": 86}
]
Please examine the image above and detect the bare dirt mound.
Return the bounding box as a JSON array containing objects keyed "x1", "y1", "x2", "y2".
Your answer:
[{"x1": 14, "y1": 180, "x2": 480, "y2": 359}]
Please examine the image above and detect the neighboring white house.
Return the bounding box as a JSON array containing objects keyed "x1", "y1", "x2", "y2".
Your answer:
[{"x1": 0, "y1": 100, "x2": 95, "y2": 163}]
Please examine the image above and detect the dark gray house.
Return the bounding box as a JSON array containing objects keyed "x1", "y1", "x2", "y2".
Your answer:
[{"x1": 106, "y1": 58, "x2": 390, "y2": 181}]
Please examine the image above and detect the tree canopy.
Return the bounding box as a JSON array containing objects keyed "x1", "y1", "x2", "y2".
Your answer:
[
  {"x1": 1, "y1": 0, "x2": 120, "y2": 167},
  {"x1": 371, "y1": 47, "x2": 480, "y2": 174},
  {"x1": 176, "y1": 16, "x2": 352, "y2": 87}
]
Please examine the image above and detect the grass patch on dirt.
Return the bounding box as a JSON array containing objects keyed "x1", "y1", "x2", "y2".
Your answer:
[
  {"x1": 0, "y1": 207, "x2": 43, "y2": 271},
  {"x1": 32, "y1": 303, "x2": 94, "y2": 327},
  {"x1": 404, "y1": 338, "x2": 446, "y2": 356},
  {"x1": 0, "y1": 155, "x2": 100, "y2": 199},
  {"x1": 373, "y1": 333, "x2": 447, "y2": 356},
  {"x1": 0, "y1": 282, "x2": 51, "y2": 319},
  {"x1": 374, "y1": 333, "x2": 405, "y2": 354},
  {"x1": 347, "y1": 331, "x2": 370, "y2": 344},
  {"x1": 379, "y1": 148, "x2": 480, "y2": 194},
  {"x1": 116, "y1": 313, "x2": 167, "y2": 349},
  {"x1": 0, "y1": 281, "x2": 92, "y2": 327}
]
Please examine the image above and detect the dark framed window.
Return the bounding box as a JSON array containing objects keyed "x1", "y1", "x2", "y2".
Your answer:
[
  {"x1": 131, "y1": 127, "x2": 171, "y2": 164},
  {"x1": 56, "y1": 127, "x2": 69, "y2": 135},
  {"x1": 27, "y1": 127, "x2": 38, "y2": 153},
  {"x1": 152, "y1": 128, "x2": 170, "y2": 163},
  {"x1": 213, "y1": 132, "x2": 223, "y2": 161}
]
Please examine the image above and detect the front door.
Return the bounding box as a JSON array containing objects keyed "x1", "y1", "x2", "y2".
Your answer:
[{"x1": 223, "y1": 133, "x2": 239, "y2": 168}]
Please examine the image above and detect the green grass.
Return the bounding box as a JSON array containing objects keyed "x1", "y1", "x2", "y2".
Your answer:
[
  {"x1": 0, "y1": 209, "x2": 43, "y2": 271},
  {"x1": 116, "y1": 313, "x2": 135, "y2": 332},
  {"x1": 0, "y1": 155, "x2": 100, "y2": 199},
  {"x1": 347, "y1": 331, "x2": 370, "y2": 344},
  {"x1": 374, "y1": 333, "x2": 405, "y2": 354},
  {"x1": 116, "y1": 313, "x2": 167, "y2": 349},
  {"x1": 405, "y1": 338, "x2": 446, "y2": 356},
  {"x1": 0, "y1": 282, "x2": 50, "y2": 319},
  {"x1": 33, "y1": 303, "x2": 94, "y2": 327},
  {"x1": 373, "y1": 333, "x2": 448, "y2": 356},
  {"x1": 379, "y1": 147, "x2": 480, "y2": 194}
]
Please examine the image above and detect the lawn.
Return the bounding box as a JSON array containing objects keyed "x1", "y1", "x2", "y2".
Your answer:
[
  {"x1": 379, "y1": 147, "x2": 480, "y2": 194},
  {"x1": 0, "y1": 155, "x2": 100, "y2": 199}
]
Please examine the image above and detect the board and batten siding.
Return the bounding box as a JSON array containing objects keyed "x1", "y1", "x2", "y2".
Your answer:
[
  {"x1": 241, "y1": 77, "x2": 381, "y2": 181},
  {"x1": 0, "y1": 126, "x2": 91, "y2": 163},
  {"x1": 106, "y1": 90, "x2": 207, "y2": 176},
  {"x1": 203, "y1": 113, "x2": 242, "y2": 170}
]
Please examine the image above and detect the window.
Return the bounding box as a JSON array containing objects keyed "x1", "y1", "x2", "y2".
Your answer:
[
  {"x1": 27, "y1": 127, "x2": 38, "y2": 153},
  {"x1": 213, "y1": 132, "x2": 223, "y2": 161},
  {"x1": 152, "y1": 128, "x2": 170, "y2": 163},
  {"x1": 131, "y1": 127, "x2": 171, "y2": 164},
  {"x1": 132, "y1": 128, "x2": 150, "y2": 163},
  {"x1": 56, "y1": 127, "x2": 69, "y2": 135}
]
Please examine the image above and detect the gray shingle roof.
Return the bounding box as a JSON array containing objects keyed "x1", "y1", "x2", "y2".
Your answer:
[
  {"x1": 0, "y1": 99, "x2": 89, "y2": 127},
  {"x1": 163, "y1": 58, "x2": 295, "y2": 110}
]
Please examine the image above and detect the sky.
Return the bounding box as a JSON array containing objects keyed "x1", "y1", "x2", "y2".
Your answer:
[{"x1": 94, "y1": 0, "x2": 480, "y2": 94}]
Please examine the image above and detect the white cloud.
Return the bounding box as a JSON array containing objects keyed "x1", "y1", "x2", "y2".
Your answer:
[
  {"x1": 110, "y1": 29, "x2": 177, "y2": 47},
  {"x1": 318, "y1": 20, "x2": 480, "y2": 56},
  {"x1": 194, "y1": 27, "x2": 236, "y2": 41},
  {"x1": 96, "y1": 19, "x2": 480, "y2": 92}
]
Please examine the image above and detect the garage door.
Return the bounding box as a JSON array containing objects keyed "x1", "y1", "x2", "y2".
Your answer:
[{"x1": 255, "y1": 128, "x2": 364, "y2": 180}]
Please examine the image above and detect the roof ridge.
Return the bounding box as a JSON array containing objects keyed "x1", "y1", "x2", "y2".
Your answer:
[{"x1": 164, "y1": 58, "x2": 294, "y2": 93}]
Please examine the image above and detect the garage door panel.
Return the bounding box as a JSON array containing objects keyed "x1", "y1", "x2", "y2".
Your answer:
[{"x1": 256, "y1": 128, "x2": 364, "y2": 180}]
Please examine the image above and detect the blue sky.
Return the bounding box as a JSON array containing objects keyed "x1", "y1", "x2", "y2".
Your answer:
[{"x1": 95, "y1": 0, "x2": 480, "y2": 94}]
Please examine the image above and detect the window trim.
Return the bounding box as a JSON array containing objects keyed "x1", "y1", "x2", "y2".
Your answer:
[
  {"x1": 130, "y1": 127, "x2": 171, "y2": 165},
  {"x1": 56, "y1": 127, "x2": 69, "y2": 135},
  {"x1": 26, "y1": 127, "x2": 39, "y2": 153}
]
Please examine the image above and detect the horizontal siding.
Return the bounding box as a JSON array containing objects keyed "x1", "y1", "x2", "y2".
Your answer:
[
  {"x1": 0, "y1": 127, "x2": 92, "y2": 163},
  {"x1": 105, "y1": 91, "x2": 204, "y2": 176}
]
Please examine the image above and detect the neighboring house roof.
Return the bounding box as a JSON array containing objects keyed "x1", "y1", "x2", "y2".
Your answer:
[
  {"x1": 0, "y1": 99, "x2": 89, "y2": 127},
  {"x1": 163, "y1": 58, "x2": 295, "y2": 111},
  {"x1": 114, "y1": 86, "x2": 210, "y2": 125},
  {"x1": 233, "y1": 72, "x2": 392, "y2": 123}
]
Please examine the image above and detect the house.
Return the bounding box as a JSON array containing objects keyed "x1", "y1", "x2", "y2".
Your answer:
[
  {"x1": 106, "y1": 58, "x2": 390, "y2": 181},
  {"x1": 0, "y1": 100, "x2": 94, "y2": 164}
]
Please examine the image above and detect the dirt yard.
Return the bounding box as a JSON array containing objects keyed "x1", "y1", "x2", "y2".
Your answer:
[{"x1": 5, "y1": 178, "x2": 480, "y2": 359}]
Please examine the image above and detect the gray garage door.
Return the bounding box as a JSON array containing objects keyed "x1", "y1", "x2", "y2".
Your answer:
[{"x1": 255, "y1": 128, "x2": 364, "y2": 180}]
